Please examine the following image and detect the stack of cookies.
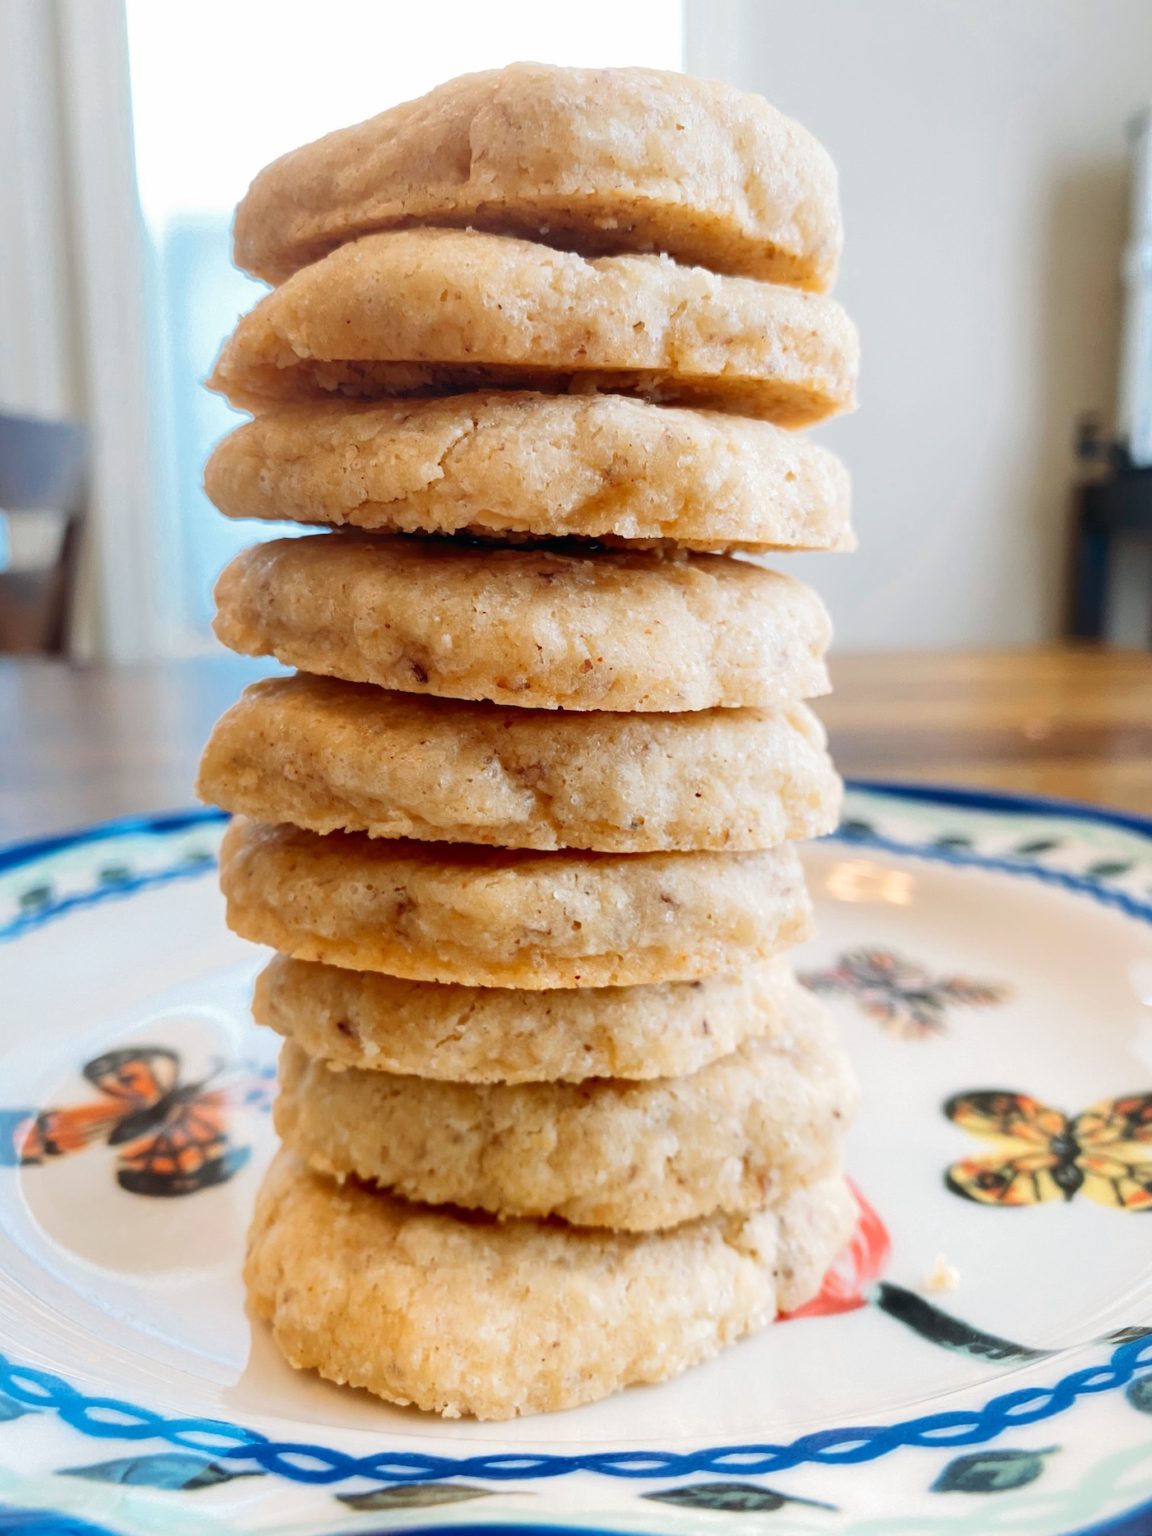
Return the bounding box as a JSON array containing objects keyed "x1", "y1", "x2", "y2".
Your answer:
[{"x1": 198, "y1": 63, "x2": 860, "y2": 1420}]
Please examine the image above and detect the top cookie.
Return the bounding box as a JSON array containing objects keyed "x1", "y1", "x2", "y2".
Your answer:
[
  {"x1": 232, "y1": 64, "x2": 842, "y2": 290},
  {"x1": 207, "y1": 229, "x2": 858, "y2": 425}
]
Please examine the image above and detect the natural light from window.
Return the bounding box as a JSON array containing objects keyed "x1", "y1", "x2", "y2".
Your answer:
[{"x1": 125, "y1": 0, "x2": 683, "y2": 650}]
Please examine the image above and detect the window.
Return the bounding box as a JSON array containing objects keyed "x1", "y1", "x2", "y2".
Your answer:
[{"x1": 125, "y1": 0, "x2": 683, "y2": 652}]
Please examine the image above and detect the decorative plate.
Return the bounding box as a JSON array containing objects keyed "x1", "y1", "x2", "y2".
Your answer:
[{"x1": 1, "y1": 782, "x2": 1150, "y2": 1536}]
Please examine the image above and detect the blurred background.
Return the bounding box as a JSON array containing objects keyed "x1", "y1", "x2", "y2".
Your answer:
[{"x1": 1, "y1": 0, "x2": 1150, "y2": 665}]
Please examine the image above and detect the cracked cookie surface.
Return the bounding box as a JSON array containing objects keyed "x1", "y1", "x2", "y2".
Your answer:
[
  {"x1": 198, "y1": 675, "x2": 841, "y2": 852},
  {"x1": 219, "y1": 818, "x2": 812, "y2": 988},
  {"x1": 212, "y1": 535, "x2": 832, "y2": 712},
  {"x1": 273, "y1": 988, "x2": 856, "y2": 1230},
  {"x1": 245, "y1": 1148, "x2": 856, "y2": 1418},
  {"x1": 204, "y1": 394, "x2": 853, "y2": 553},
  {"x1": 233, "y1": 63, "x2": 842, "y2": 289},
  {"x1": 252, "y1": 954, "x2": 809, "y2": 1083},
  {"x1": 207, "y1": 228, "x2": 858, "y2": 425}
]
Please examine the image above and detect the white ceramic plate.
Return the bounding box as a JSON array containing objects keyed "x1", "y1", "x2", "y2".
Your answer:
[{"x1": 1, "y1": 783, "x2": 1150, "y2": 1536}]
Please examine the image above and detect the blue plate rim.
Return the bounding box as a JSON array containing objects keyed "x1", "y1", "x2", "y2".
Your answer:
[
  {"x1": 3, "y1": 780, "x2": 1152, "y2": 1530},
  {"x1": 2, "y1": 780, "x2": 1151, "y2": 878}
]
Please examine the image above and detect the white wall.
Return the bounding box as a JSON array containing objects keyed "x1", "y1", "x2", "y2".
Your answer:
[{"x1": 688, "y1": 0, "x2": 1152, "y2": 649}]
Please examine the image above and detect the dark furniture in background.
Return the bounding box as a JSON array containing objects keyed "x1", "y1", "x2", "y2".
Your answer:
[
  {"x1": 1069, "y1": 467, "x2": 1152, "y2": 643},
  {"x1": 1068, "y1": 106, "x2": 1152, "y2": 644},
  {"x1": 1068, "y1": 406, "x2": 1152, "y2": 645},
  {"x1": 0, "y1": 411, "x2": 88, "y2": 654}
]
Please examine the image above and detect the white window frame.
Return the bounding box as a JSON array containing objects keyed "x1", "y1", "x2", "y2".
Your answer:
[
  {"x1": 0, "y1": 0, "x2": 167, "y2": 661},
  {"x1": 2, "y1": 0, "x2": 696, "y2": 659}
]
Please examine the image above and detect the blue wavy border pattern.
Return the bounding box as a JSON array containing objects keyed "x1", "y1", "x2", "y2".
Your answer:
[
  {"x1": 2, "y1": 785, "x2": 1152, "y2": 1511},
  {"x1": 0, "y1": 809, "x2": 227, "y2": 944},
  {"x1": 0, "y1": 1336, "x2": 1150, "y2": 1485}
]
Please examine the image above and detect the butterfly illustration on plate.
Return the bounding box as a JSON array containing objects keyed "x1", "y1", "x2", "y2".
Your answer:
[
  {"x1": 1, "y1": 1046, "x2": 275, "y2": 1197},
  {"x1": 944, "y1": 1089, "x2": 1152, "y2": 1211},
  {"x1": 800, "y1": 948, "x2": 1011, "y2": 1040}
]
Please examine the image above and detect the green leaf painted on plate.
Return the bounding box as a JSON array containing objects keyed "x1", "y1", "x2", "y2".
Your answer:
[
  {"x1": 874, "y1": 1282, "x2": 1048, "y2": 1363},
  {"x1": 837, "y1": 819, "x2": 876, "y2": 841},
  {"x1": 643, "y1": 1482, "x2": 835, "y2": 1512},
  {"x1": 337, "y1": 1484, "x2": 496, "y2": 1511},
  {"x1": 1085, "y1": 860, "x2": 1134, "y2": 880},
  {"x1": 1126, "y1": 1375, "x2": 1152, "y2": 1414},
  {"x1": 934, "y1": 835, "x2": 973, "y2": 850},
  {"x1": 180, "y1": 848, "x2": 215, "y2": 868},
  {"x1": 1109, "y1": 1325, "x2": 1152, "y2": 1344},
  {"x1": 60, "y1": 1453, "x2": 263, "y2": 1490},
  {"x1": 17, "y1": 886, "x2": 51, "y2": 911},
  {"x1": 0, "y1": 1394, "x2": 33, "y2": 1422},
  {"x1": 1014, "y1": 838, "x2": 1061, "y2": 856},
  {"x1": 931, "y1": 1446, "x2": 1058, "y2": 1493},
  {"x1": 97, "y1": 866, "x2": 132, "y2": 887}
]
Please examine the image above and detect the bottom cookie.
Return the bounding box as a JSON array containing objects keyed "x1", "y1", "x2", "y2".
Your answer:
[{"x1": 245, "y1": 1149, "x2": 856, "y2": 1420}]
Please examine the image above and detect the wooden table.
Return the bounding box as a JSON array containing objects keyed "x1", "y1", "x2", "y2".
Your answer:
[
  {"x1": 2, "y1": 647, "x2": 1150, "y2": 843},
  {"x1": 823, "y1": 648, "x2": 1152, "y2": 813}
]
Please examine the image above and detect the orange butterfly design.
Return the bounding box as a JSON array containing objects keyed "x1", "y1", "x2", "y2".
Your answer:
[
  {"x1": 801, "y1": 949, "x2": 1010, "y2": 1040},
  {"x1": 9, "y1": 1047, "x2": 272, "y2": 1197},
  {"x1": 944, "y1": 1089, "x2": 1152, "y2": 1211}
]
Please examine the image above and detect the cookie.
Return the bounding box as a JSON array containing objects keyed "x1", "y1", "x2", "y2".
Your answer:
[
  {"x1": 212, "y1": 537, "x2": 832, "y2": 713},
  {"x1": 273, "y1": 999, "x2": 856, "y2": 1231},
  {"x1": 198, "y1": 676, "x2": 841, "y2": 853},
  {"x1": 233, "y1": 64, "x2": 842, "y2": 289},
  {"x1": 203, "y1": 394, "x2": 853, "y2": 554},
  {"x1": 207, "y1": 229, "x2": 858, "y2": 425},
  {"x1": 245, "y1": 1149, "x2": 856, "y2": 1418},
  {"x1": 253, "y1": 954, "x2": 808, "y2": 1083},
  {"x1": 219, "y1": 818, "x2": 811, "y2": 988}
]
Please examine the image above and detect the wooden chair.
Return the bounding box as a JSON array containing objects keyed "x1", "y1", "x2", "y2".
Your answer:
[{"x1": 0, "y1": 411, "x2": 88, "y2": 654}]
